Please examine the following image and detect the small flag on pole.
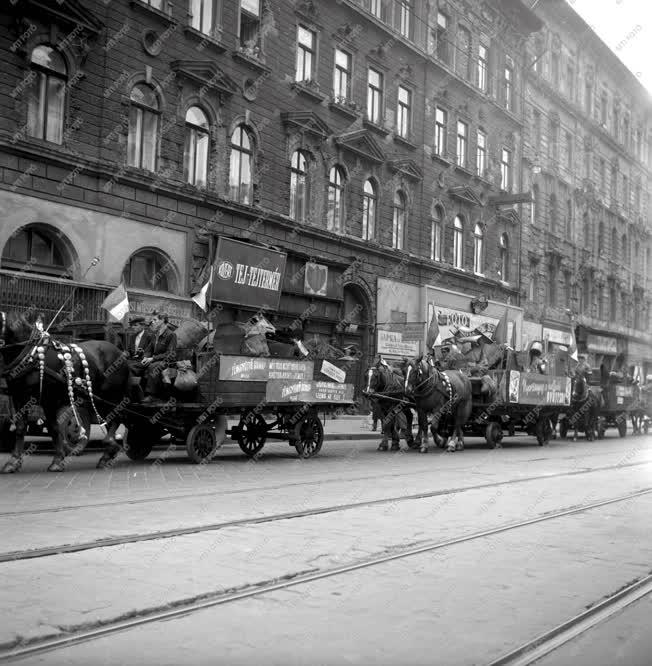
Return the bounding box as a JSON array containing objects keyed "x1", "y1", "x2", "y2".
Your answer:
[
  {"x1": 101, "y1": 282, "x2": 129, "y2": 322},
  {"x1": 494, "y1": 307, "x2": 510, "y2": 346},
  {"x1": 192, "y1": 265, "x2": 214, "y2": 312},
  {"x1": 425, "y1": 311, "x2": 441, "y2": 349},
  {"x1": 568, "y1": 326, "x2": 578, "y2": 362}
]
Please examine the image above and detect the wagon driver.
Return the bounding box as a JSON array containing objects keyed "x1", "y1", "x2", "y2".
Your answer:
[
  {"x1": 141, "y1": 311, "x2": 177, "y2": 403},
  {"x1": 527, "y1": 341, "x2": 547, "y2": 374},
  {"x1": 125, "y1": 315, "x2": 154, "y2": 379}
]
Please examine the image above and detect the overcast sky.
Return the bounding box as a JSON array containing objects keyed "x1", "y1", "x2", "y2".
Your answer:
[{"x1": 565, "y1": 0, "x2": 652, "y2": 96}]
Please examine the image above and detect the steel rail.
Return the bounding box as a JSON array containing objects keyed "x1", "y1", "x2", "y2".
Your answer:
[
  {"x1": 1, "y1": 487, "x2": 651, "y2": 663},
  {"x1": 2, "y1": 460, "x2": 652, "y2": 563},
  {"x1": 485, "y1": 573, "x2": 652, "y2": 666}
]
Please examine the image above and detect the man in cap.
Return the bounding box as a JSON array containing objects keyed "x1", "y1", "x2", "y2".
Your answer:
[
  {"x1": 575, "y1": 353, "x2": 592, "y2": 381},
  {"x1": 527, "y1": 341, "x2": 547, "y2": 374},
  {"x1": 142, "y1": 311, "x2": 177, "y2": 402},
  {"x1": 125, "y1": 315, "x2": 154, "y2": 379}
]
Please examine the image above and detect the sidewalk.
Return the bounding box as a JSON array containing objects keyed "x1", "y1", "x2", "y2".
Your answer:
[{"x1": 321, "y1": 414, "x2": 379, "y2": 441}]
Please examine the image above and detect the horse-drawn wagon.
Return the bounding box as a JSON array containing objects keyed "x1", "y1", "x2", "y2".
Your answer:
[{"x1": 587, "y1": 373, "x2": 639, "y2": 439}]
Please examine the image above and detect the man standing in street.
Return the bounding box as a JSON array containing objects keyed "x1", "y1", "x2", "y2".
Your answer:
[{"x1": 142, "y1": 311, "x2": 177, "y2": 403}]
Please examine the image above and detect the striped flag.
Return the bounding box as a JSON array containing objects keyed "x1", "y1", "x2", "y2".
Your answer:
[
  {"x1": 192, "y1": 265, "x2": 214, "y2": 312},
  {"x1": 425, "y1": 310, "x2": 441, "y2": 349},
  {"x1": 494, "y1": 307, "x2": 510, "y2": 346},
  {"x1": 101, "y1": 282, "x2": 129, "y2": 322},
  {"x1": 568, "y1": 326, "x2": 578, "y2": 362}
]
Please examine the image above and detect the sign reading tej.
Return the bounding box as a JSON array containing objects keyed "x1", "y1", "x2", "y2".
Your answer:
[{"x1": 211, "y1": 237, "x2": 287, "y2": 310}]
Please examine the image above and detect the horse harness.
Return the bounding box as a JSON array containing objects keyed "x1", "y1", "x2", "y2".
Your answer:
[{"x1": 414, "y1": 360, "x2": 454, "y2": 407}]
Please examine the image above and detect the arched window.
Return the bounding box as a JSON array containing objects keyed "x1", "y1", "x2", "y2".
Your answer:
[
  {"x1": 128, "y1": 83, "x2": 160, "y2": 170},
  {"x1": 531, "y1": 184, "x2": 539, "y2": 225},
  {"x1": 598, "y1": 219, "x2": 604, "y2": 251},
  {"x1": 362, "y1": 179, "x2": 377, "y2": 241},
  {"x1": 431, "y1": 204, "x2": 443, "y2": 261},
  {"x1": 473, "y1": 223, "x2": 484, "y2": 274},
  {"x1": 327, "y1": 165, "x2": 346, "y2": 232},
  {"x1": 229, "y1": 125, "x2": 254, "y2": 204},
  {"x1": 2, "y1": 224, "x2": 74, "y2": 278},
  {"x1": 634, "y1": 241, "x2": 640, "y2": 273},
  {"x1": 183, "y1": 107, "x2": 209, "y2": 187},
  {"x1": 289, "y1": 150, "x2": 309, "y2": 223},
  {"x1": 452, "y1": 215, "x2": 464, "y2": 269},
  {"x1": 611, "y1": 228, "x2": 618, "y2": 260},
  {"x1": 500, "y1": 233, "x2": 510, "y2": 282},
  {"x1": 27, "y1": 45, "x2": 67, "y2": 144},
  {"x1": 122, "y1": 248, "x2": 178, "y2": 294},
  {"x1": 565, "y1": 198, "x2": 572, "y2": 236},
  {"x1": 392, "y1": 191, "x2": 406, "y2": 250},
  {"x1": 583, "y1": 212, "x2": 590, "y2": 250},
  {"x1": 548, "y1": 263, "x2": 558, "y2": 306},
  {"x1": 549, "y1": 192, "x2": 557, "y2": 233},
  {"x1": 621, "y1": 233, "x2": 628, "y2": 263}
]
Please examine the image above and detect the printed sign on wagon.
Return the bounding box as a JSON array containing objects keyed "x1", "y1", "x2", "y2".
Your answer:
[{"x1": 211, "y1": 237, "x2": 287, "y2": 310}]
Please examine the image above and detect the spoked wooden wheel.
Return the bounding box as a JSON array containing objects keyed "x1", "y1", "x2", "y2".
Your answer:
[
  {"x1": 237, "y1": 413, "x2": 267, "y2": 457},
  {"x1": 124, "y1": 421, "x2": 162, "y2": 460},
  {"x1": 57, "y1": 405, "x2": 91, "y2": 456},
  {"x1": 186, "y1": 416, "x2": 227, "y2": 464},
  {"x1": 294, "y1": 412, "x2": 324, "y2": 459},
  {"x1": 535, "y1": 416, "x2": 553, "y2": 446}
]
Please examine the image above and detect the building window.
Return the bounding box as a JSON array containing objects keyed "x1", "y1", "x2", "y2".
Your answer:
[
  {"x1": 583, "y1": 212, "x2": 591, "y2": 251},
  {"x1": 397, "y1": 0, "x2": 411, "y2": 38},
  {"x1": 598, "y1": 285, "x2": 604, "y2": 319},
  {"x1": 609, "y1": 283, "x2": 616, "y2": 320},
  {"x1": 327, "y1": 165, "x2": 346, "y2": 233},
  {"x1": 127, "y1": 83, "x2": 160, "y2": 171},
  {"x1": 531, "y1": 184, "x2": 539, "y2": 224},
  {"x1": 565, "y1": 273, "x2": 572, "y2": 308},
  {"x1": 622, "y1": 174, "x2": 629, "y2": 207},
  {"x1": 499, "y1": 233, "x2": 510, "y2": 282},
  {"x1": 295, "y1": 26, "x2": 315, "y2": 82},
  {"x1": 528, "y1": 262, "x2": 538, "y2": 301},
  {"x1": 549, "y1": 192, "x2": 557, "y2": 233},
  {"x1": 369, "y1": 0, "x2": 383, "y2": 19},
  {"x1": 549, "y1": 119, "x2": 559, "y2": 162},
  {"x1": 362, "y1": 179, "x2": 377, "y2": 241},
  {"x1": 27, "y1": 45, "x2": 67, "y2": 144},
  {"x1": 599, "y1": 158, "x2": 606, "y2": 193},
  {"x1": 229, "y1": 124, "x2": 254, "y2": 204},
  {"x1": 584, "y1": 146, "x2": 591, "y2": 179},
  {"x1": 477, "y1": 44, "x2": 488, "y2": 91},
  {"x1": 565, "y1": 131, "x2": 573, "y2": 170},
  {"x1": 621, "y1": 233, "x2": 628, "y2": 263},
  {"x1": 367, "y1": 68, "x2": 383, "y2": 124},
  {"x1": 434, "y1": 107, "x2": 447, "y2": 157},
  {"x1": 623, "y1": 115, "x2": 629, "y2": 147},
  {"x1": 610, "y1": 164, "x2": 617, "y2": 199},
  {"x1": 456, "y1": 26, "x2": 471, "y2": 80},
  {"x1": 612, "y1": 104, "x2": 619, "y2": 140},
  {"x1": 533, "y1": 109, "x2": 541, "y2": 152},
  {"x1": 453, "y1": 215, "x2": 463, "y2": 269},
  {"x1": 435, "y1": 11, "x2": 449, "y2": 63},
  {"x1": 473, "y1": 223, "x2": 484, "y2": 275},
  {"x1": 566, "y1": 63, "x2": 574, "y2": 99},
  {"x1": 503, "y1": 57, "x2": 514, "y2": 111},
  {"x1": 183, "y1": 107, "x2": 210, "y2": 187},
  {"x1": 392, "y1": 191, "x2": 406, "y2": 250},
  {"x1": 122, "y1": 248, "x2": 177, "y2": 293},
  {"x1": 456, "y1": 120, "x2": 468, "y2": 168},
  {"x1": 431, "y1": 206, "x2": 443, "y2": 261},
  {"x1": 397, "y1": 85, "x2": 411, "y2": 139},
  {"x1": 565, "y1": 195, "x2": 572, "y2": 237},
  {"x1": 548, "y1": 264, "x2": 558, "y2": 306},
  {"x1": 600, "y1": 91, "x2": 608, "y2": 125},
  {"x1": 239, "y1": 0, "x2": 261, "y2": 53},
  {"x1": 611, "y1": 228, "x2": 618, "y2": 260},
  {"x1": 551, "y1": 52, "x2": 559, "y2": 86},
  {"x1": 532, "y1": 36, "x2": 543, "y2": 74},
  {"x1": 290, "y1": 150, "x2": 309, "y2": 223},
  {"x1": 584, "y1": 79, "x2": 592, "y2": 114},
  {"x1": 500, "y1": 148, "x2": 511, "y2": 191},
  {"x1": 598, "y1": 219, "x2": 604, "y2": 253},
  {"x1": 476, "y1": 129, "x2": 486, "y2": 177},
  {"x1": 333, "y1": 49, "x2": 351, "y2": 102},
  {"x1": 190, "y1": 0, "x2": 216, "y2": 34},
  {"x1": 2, "y1": 224, "x2": 72, "y2": 278}
]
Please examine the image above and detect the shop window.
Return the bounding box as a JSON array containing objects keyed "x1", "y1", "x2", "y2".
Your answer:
[
  {"x1": 2, "y1": 224, "x2": 74, "y2": 278},
  {"x1": 128, "y1": 83, "x2": 160, "y2": 171},
  {"x1": 122, "y1": 248, "x2": 178, "y2": 294},
  {"x1": 27, "y1": 45, "x2": 67, "y2": 144}
]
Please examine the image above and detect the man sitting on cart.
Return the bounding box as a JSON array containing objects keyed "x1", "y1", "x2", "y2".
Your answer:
[
  {"x1": 575, "y1": 354, "x2": 592, "y2": 381},
  {"x1": 527, "y1": 342, "x2": 547, "y2": 374},
  {"x1": 141, "y1": 311, "x2": 177, "y2": 403},
  {"x1": 125, "y1": 315, "x2": 154, "y2": 380}
]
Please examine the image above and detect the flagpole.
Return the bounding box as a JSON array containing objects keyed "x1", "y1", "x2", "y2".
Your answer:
[{"x1": 45, "y1": 256, "x2": 101, "y2": 333}]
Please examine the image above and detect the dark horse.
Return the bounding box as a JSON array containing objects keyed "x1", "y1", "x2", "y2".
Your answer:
[
  {"x1": 405, "y1": 356, "x2": 472, "y2": 453},
  {"x1": 365, "y1": 360, "x2": 416, "y2": 451},
  {"x1": 564, "y1": 373, "x2": 602, "y2": 441},
  {"x1": 0, "y1": 310, "x2": 130, "y2": 472}
]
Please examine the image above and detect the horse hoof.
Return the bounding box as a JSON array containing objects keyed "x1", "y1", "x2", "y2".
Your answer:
[
  {"x1": 446, "y1": 445, "x2": 456, "y2": 453},
  {"x1": 377, "y1": 444, "x2": 388, "y2": 452},
  {"x1": 47, "y1": 461, "x2": 65, "y2": 472},
  {"x1": 1, "y1": 458, "x2": 22, "y2": 474},
  {"x1": 456, "y1": 443, "x2": 464, "y2": 451},
  {"x1": 390, "y1": 444, "x2": 400, "y2": 452},
  {"x1": 419, "y1": 446, "x2": 428, "y2": 454},
  {"x1": 96, "y1": 455, "x2": 115, "y2": 469}
]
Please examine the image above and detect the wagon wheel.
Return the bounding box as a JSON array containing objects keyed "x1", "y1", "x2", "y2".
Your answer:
[
  {"x1": 293, "y1": 412, "x2": 324, "y2": 459},
  {"x1": 123, "y1": 421, "x2": 162, "y2": 460},
  {"x1": 485, "y1": 422, "x2": 503, "y2": 449},
  {"x1": 186, "y1": 416, "x2": 227, "y2": 464},
  {"x1": 57, "y1": 405, "x2": 91, "y2": 456},
  {"x1": 617, "y1": 415, "x2": 628, "y2": 438},
  {"x1": 237, "y1": 413, "x2": 267, "y2": 457},
  {"x1": 558, "y1": 417, "x2": 569, "y2": 440},
  {"x1": 535, "y1": 416, "x2": 552, "y2": 446}
]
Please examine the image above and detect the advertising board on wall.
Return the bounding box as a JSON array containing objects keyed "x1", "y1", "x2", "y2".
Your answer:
[
  {"x1": 426, "y1": 304, "x2": 499, "y2": 342},
  {"x1": 377, "y1": 330, "x2": 420, "y2": 357},
  {"x1": 211, "y1": 237, "x2": 287, "y2": 310},
  {"x1": 586, "y1": 334, "x2": 618, "y2": 355}
]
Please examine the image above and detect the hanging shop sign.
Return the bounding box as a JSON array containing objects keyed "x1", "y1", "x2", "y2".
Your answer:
[
  {"x1": 586, "y1": 334, "x2": 618, "y2": 355},
  {"x1": 543, "y1": 327, "x2": 573, "y2": 347},
  {"x1": 377, "y1": 330, "x2": 420, "y2": 357},
  {"x1": 304, "y1": 262, "x2": 328, "y2": 296},
  {"x1": 211, "y1": 237, "x2": 287, "y2": 311}
]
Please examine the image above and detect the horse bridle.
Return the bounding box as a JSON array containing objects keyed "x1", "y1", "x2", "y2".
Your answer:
[{"x1": 409, "y1": 362, "x2": 453, "y2": 403}]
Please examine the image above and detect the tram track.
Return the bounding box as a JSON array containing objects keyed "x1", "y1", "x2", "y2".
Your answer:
[
  {"x1": 1, "y1": 486, "x2": 650, "y2": 663},
  {"x1": 2, "y1": 459, "x2": 652, "y2": 563},
  {"x1": 1, "y1": 454, "x2": 651, "y2": 519}
]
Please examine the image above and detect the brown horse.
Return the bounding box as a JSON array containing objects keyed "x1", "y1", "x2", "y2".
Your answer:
[
  {"x1": 0, "y1": 310, "x2": 130, "y2": 472},
  {"x1": 564, "y1": 373, "x2": 602, "y2": 441},
  {"x1": 405, "y1": 356, "x2": 472, "y2": 453}
]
